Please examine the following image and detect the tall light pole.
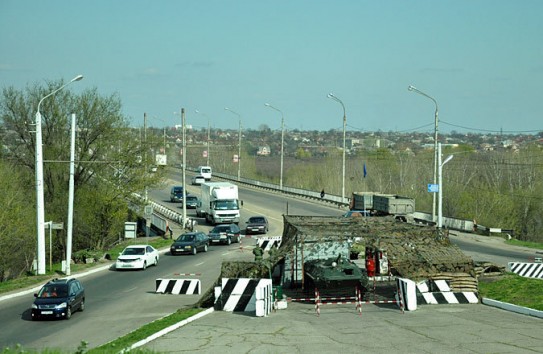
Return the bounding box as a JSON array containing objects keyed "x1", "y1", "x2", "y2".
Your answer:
[
  {"x1": 265, "y1": 103, "x2": 284, "y2": 190},
  {"x1": 195, "y1": 110, "x2": 211, "y2": 166},
  {"x1": 408, "y1": 85, "x2": 439, "y2": 223},
  {"x1": 438, "y1": 143, "x2": 453, "y2": 229},
  {"x1": 181, "y1": 108, "x2": 187, "y2": 227},
  {"x1": 224, "y1": 107, "x2": 242, "y2": 181},
  {"x1": 35, "y1": 74, "x2": 83, "y2": 275},
  {"x1": 327, "y1": 93, "x2": 347, "y2": 204}
]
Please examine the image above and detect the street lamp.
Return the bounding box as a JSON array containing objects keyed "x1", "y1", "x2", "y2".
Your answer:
[
  {"x1": 438, "y1": 143, "x2": 453, "y2": 229},
  {"x1": 408, "y1": 85, "x2": 439, "y2": 223},
  {"x1": 224, "y1": 107, "x2": 242, "y2": 181},
  {"x1": 265, "y1": 103, "x2": 284, "y2": 190},
  {"x1": 327, "y1": 93, "x2": 346, "y2": 204},
  {"x1": 35, "y1": 74, "x2": 83, "y2": 275},
  {"x1": 195, "y1": 110, "x2": 211, "y2": 166}
]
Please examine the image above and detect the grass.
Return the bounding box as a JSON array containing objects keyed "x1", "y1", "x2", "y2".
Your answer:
[
  {"x1": 478, "y1": 273, "x2": 543, "y2": 311},
  {"x1": 506, "y1": 238, "x2": 543, "y2": 251}
]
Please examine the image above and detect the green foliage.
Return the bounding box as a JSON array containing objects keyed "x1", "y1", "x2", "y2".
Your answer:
[{"x1": 478, "y1": 274, "x2": 543, "y2": 311}]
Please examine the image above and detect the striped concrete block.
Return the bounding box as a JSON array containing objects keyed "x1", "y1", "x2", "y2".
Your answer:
[
  {"x1": 155, "y1": 278, "x2": 201, "y2": 295},
  {"x1": 508, "y1": 262, "x2": 543, "y2": 279},
  {"x1": 256, "y1": 236, "x2": 282, "y2": 251},
  {"x1": 415, "y1": 279, "x2": 478, "y2": 305},
  {"x1": 215, "y1": 278, "x2": 273, "y2": 317}
]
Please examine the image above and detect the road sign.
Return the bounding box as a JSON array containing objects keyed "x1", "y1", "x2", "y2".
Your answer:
[
  {"x1": 144, "y1": 205, "x2": 153, "y2": 217},
  {"x1": 428, "y1": 184, "x2": 439, "y2": 193},
  {"x1": 233, "y1": 154, "x2": 239, "y2": 163},
  {"x1": 203, "y1": 150, "x2": 208, "y2": 158}
]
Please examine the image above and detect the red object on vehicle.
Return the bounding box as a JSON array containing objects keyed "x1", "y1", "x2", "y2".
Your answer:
[{"x1": 366, "y1": 257, "x2": 376, "y2": 277}]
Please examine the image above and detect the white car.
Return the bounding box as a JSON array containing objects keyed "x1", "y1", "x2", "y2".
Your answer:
[
  {"x1": 115, "y1": 245, "x2": 159, "y2": 270},
  {"x1": 191, "y1": 175, "x2": 205, "y2": 185}
]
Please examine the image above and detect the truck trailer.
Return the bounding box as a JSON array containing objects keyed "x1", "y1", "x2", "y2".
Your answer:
[{"x1": 197, "y1": 182, "x2": 240, "y2": 225}]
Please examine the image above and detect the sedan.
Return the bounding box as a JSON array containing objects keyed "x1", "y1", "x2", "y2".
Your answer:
[
  {"x1": 208, "y1": 224, "x2": 241, "y2": 245},
  {"x1": 170, "y1": 232, "x2": 209, "y2": 255},
  {"x1": 115, "y1": 245, "x2": 159, "y2": 270},
  {"x1": 182, "y1": 194, "x2": 200, "y2": 209},
  {"x1": 191, "y1": 175, "x2": 205, "y2": 185},
  {"x1": 245, "y1": 216, "x2": 269, "y2": 235},
  {"x1": 31, "y1": 278, "x2": 85, "y2": 320}
]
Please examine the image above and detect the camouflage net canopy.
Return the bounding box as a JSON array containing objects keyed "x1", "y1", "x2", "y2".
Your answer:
[{"x1": 280, "y1": 215, "x2": 474, "y2": 281}]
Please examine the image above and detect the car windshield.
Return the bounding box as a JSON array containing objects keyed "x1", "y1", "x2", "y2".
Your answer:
[
  {"x1": 186, "y1": 196, "x2": 197, "y2": 201},
  {"x1": 39, "y1": 285, "x2": 68, "y2": 298},
  {"x1": 213, "y1": 200, "x2": 238, "y2": 210},
  {"x1": 178, "y1": 234, "x2": 195, "y2": 242},
  {"x1": 173, "y1": 187, "x2": 183, "y2": 194},
  {"x1": 211, "y1": 226, "x2": 229, "y2": 234},
  {"x1": 123, "y1": 247, "x2": 145, "y2": 255},
  {"x1": 249, "y1": 217, "x2": 265, "y2": 223}
]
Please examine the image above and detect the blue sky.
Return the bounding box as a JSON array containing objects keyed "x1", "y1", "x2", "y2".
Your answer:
[{"x1": 1, "y1": 0, "x2": 542, "y2": 134}]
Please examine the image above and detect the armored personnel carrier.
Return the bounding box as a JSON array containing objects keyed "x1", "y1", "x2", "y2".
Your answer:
[{"x1": 304, "y1": 254, "x2": 369, "y2": 291}]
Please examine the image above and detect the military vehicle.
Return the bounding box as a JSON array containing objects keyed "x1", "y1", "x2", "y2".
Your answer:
[{"x1": 304, "y1": 254, "x2": 369, "y2": 291}]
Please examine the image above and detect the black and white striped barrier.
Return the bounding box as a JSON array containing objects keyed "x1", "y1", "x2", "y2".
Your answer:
[
  {"x1": 395, "y1": 278, "x2": 478, "y2": 311},
  {"x1": 214, "y1": 278, "x2": 273, "y2": 317},
  {"x1": 508, "y1": 262, "x2": 543, "y2": 279},
  {"x1": 155, "y1": 279, "x2": 201, "y2": 295},
  {"x1": 256, "y1": 236, "x2": 282, "y2": 251},
  {"x1": 416, "y1": 279, "x2": 478, "y2": 305}
]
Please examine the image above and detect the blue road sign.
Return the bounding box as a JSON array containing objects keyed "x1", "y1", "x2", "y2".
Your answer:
[{"x1": 428, "y1": 184, "x2": 439, "y2": 193}]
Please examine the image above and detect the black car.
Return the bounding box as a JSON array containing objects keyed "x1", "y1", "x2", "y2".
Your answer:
[
  {"x1": 245, "y1": 216, "x2": 269, "y2": 235},
  {"x1": 170, "y1": 186, "x2": 184, "y2": 202},
  {"x1": 183, "y1": 194, "x2": 200, "y2": 209},
  {"x1": 208, "y1": 224, "x2": 241, "y2": 245},
  {"x1": 31, "y1": 278, "x2": 85, "y2": 320},
  {"x1": 170, "y1": 232, "x2": 209, "y2": 255}
]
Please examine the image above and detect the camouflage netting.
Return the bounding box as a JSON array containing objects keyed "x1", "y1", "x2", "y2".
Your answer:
[{"x1": 280, "y1": 215, "x2": 475, "y2": 282}]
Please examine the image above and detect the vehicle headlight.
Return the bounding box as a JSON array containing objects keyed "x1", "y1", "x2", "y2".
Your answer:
[
  {"x1": 186, "y1": 245, "x2": 192, "y2": 249},
  {"x1": 55, "y1": 302, "x2": 67, "y2": 309},
  {"x1": 32, "y1": 304, "x2": 38, "y2": 309}
]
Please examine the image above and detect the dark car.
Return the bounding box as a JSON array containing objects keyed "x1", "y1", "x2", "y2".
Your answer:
[
  {"x1": 170, "y1": 232, "x2": 209, "y2": 255},
  {"x1": 183, "y1": 194, "x2": 200, "y2": 209},
  {"x1": 31, "y1": 278, "x2": 85, "y2": 320},
  {"x1": 208, "y1": 224, "x2": 241, "y2": 245},
  {"x1": 245, "y1": 216, "x2": 269, "y2": 235},
  {"x1": 170, "y1": 186, "x2": 184, "y2": 203}
]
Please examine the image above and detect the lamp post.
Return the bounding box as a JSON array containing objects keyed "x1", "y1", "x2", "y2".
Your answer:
[
  {"x1": 224, "y1": 107, "x2": 242, "y2": 181},
  {"x1": 438, "y1": 143, "x2": 453, "y2": 229},
  {"x1": 195, "y1": 110, "x2": 211, "y2": 166},
  {"x1": 35, "y1": 74, "x2": 83, "y2": 275},
  {"x1": 265, "y1": 103, "x2": 284, "y2": 190},
  {"x1": 408, "y1": 85, "x2": 439, "y2": 224},
  {"x1": 327, "y1": 93, "x2": 346, "y2": 204}
]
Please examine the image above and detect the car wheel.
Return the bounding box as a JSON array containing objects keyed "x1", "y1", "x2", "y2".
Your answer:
[
  {"x1": 65, "y1": 306, "x2": 72, "y2": 320},
  {"x1": 79, "y1": 299, "x2": 85, "y2": 312},
  {"x1": 192, "y1": 247, "x2": 197, "y2": 255},
  {"x1": 142, "y1": 261, "x2": 147, "y2": 270},
  {"x1": 226, "y1": 237, "x2": 231, "y2": 245},
  {"x1": 204, "y1": 244, "x2": 208, "y2": 252}
]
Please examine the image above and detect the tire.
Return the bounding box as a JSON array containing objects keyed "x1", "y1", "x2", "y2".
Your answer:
[
  {"x1": 65, "y1": 306, "x2": 72, "y2": 320},
  {"x1": 79, "y1": 299, "x2": 85, "y2": 312},
  {"x1": 192, "y1": 247, "x2": 197, "y2": 255},
  {"x1": 226, "y1": 237, "x2": 231, "y2": 245},
  {"x1": 142, "y1": 261, "x2": 147, "y2": 270},
  {"x1": 204, "y1": 244, "x2": 208, "y2": 252}
]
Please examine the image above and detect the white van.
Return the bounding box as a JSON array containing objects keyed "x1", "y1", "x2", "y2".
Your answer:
[{"x1": 198, "y1": 166, "x2": 212, "y2": 181}]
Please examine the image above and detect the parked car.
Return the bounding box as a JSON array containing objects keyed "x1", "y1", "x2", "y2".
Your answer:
[
  {"x1": 170, "y1": 232, "x2": 209, "y2": 255},
  {"x1": 31, "y1": 278, "x2": 85, "y2": 320},
  {"x1": 115, "y1": 245, "x2": 159, "y2": 270},
  {"x1": 183, "y1": 194, "x2": 200, "y2": 209},
  {"x1": 170, "y1": 186, "x2": 184, "y2": 202},
  {"x1": 343, "y1": 210, "x2": 371, "y2": 217},
  {"x1": 245, "y1": 216, "x2": 269, "y2": 235},
  {"x1": 191, "y1": 175, "x2": 205, "y2": 185},
  {"x1": 208, "y1": 224, "x2": 241, "y2": 245}
]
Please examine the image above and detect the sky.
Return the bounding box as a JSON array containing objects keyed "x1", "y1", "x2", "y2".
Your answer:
[{"x1": 1, "y1": 0, "x2": 542, "y2": 135}]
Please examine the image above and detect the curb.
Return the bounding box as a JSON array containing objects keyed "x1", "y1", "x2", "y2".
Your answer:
[{"x1": 482, "y1": 298, "x2": 543, "y2": 318}]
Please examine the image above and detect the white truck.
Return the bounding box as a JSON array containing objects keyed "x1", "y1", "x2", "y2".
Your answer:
[{"x1": 196, "y1": 182, "x2": 241, "y2": 225}]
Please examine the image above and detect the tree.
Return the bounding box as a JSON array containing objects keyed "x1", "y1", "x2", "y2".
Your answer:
[{"x1": 0, "y1": 80, "x2": 160, "y2": 270}]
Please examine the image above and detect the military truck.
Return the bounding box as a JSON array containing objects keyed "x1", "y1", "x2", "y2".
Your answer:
[{"x1": 351, "y1": 192, "x2": 415, "y2": 220}]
